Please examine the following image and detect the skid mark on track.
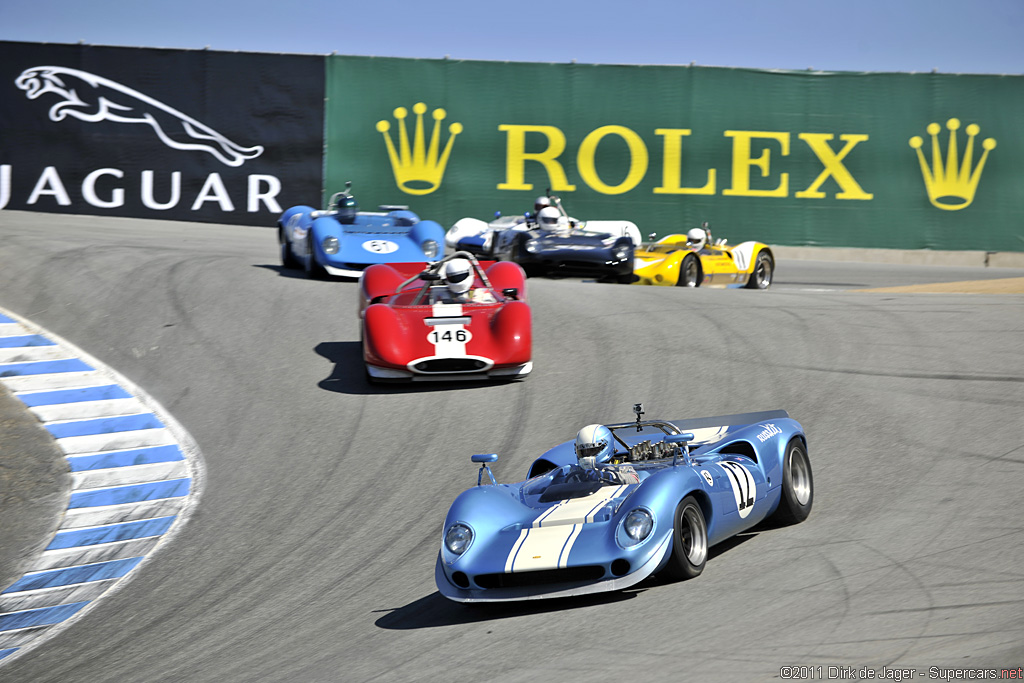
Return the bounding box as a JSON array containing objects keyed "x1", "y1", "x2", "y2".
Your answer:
[{"x1": 0, "y1": 307, "x2": 204, "y2": 665}]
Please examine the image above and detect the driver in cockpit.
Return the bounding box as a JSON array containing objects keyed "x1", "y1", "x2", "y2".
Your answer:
[
  {"x1": 439, "y1": 258, "x2": 496, "y2": 304},
  {"x1": 575, "y1": 424, "x2": 640, "y2": 485}
]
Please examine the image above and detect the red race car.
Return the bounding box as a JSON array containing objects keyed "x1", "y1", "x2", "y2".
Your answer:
[{"x1": 358, "y1": 252, "x2": 532, "y2": 383}]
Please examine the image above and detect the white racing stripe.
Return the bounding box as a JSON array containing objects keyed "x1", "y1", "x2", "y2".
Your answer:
[
  {"x1": 508, "y1": 485, "x2": 627, "y2": 573},
  {"x1": 427, "y1": 303, "x2": 471, "y2": 357}
]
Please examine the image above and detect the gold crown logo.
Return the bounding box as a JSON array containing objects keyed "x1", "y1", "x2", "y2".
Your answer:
[
  {"x1": 909, "y1": 118, "x2": 996, "y2": 211},
  {"x1": 376, "y1": 103, "x2": 462, "y2": 195}
]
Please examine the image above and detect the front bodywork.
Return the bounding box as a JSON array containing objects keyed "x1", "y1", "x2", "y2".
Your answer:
[
  {"x1": 633, "y1": 235, "x2": 772, "y2": 288},
  {"x1": 279, "y1": 204, "x2": 445, "y2": 277},
  {"x1": 437, "y1": 411, "x2": 804, "y2": 601},
  {"x1": 360, "y1": 257, "x2": 531, "y2": 382}
]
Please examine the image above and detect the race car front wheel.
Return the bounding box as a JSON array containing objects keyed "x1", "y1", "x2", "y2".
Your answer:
[
  {"x1": 746, "y1": 251, "x2": 774, "y2": 289},
  {"x1": 676, "y1": 254, "x2": 701, "y2": 287},
  {"x1": 770, "y1": 438, "x2": 813, "y2": 524},
  {"x1": 661, "y1": 495, "x2": 708, "y2": 581},
  {"x1": 304, "y1": 235, "x2": 327, "y2": 280},
  {"x1": 279, "y1": 228, "x2": 299, "y2": 269}
]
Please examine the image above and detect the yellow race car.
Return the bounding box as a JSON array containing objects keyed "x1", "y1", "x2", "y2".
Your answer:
[{"x1": 632, "y1": 223, "x2": 774, "y2": 289}]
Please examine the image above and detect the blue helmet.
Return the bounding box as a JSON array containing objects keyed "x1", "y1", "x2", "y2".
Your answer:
[
  {"x1": 336, "y1": 195, "x2": 358, "y2": 223},
  {"x1": 575, "y1": 424, "x2": 614, "y2": 466}
]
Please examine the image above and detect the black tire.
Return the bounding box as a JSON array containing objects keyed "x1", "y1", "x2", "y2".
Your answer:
[
  {"x1": 616, "y1": 272, "x2": 637, "y2": 284},
  {"x1": 304, "y1": 235, "x2": 326, "y2": 280},
  {"x1": 676, "y1": 253, "x2": 701, "y2": 287},
  {"x1": 770, "y1": 438, "x2": 813, "y2": 524},
  {"x1": 745, "y1": 251, "x2": 773, "y2": 289},
  {"x1": 660, "y1": 495, "x2": 708, "y2": 581},
  {"x1": 279, "y1": 228, "x2": 299, "y2": 269}
]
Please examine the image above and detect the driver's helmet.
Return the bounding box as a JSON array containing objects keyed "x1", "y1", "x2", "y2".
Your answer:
[
  {"x1": 575, "y1": 424, "x2": 615, "y2": 467},
  {"x1": 686, "y1": 227, "x2": 707, "y2": 251},
  {"x1": 534, "y1": 196, "x2": 552, "y2": 213},
  {"x1": 336, "y1": 195, "x2": 358, "y2": 223},
  {"x1": 442, "y1": 258, "x2": 473, "y2": 296},
  {"x1": 537, "y1": 206, "x2": 567, "y2": 232}
]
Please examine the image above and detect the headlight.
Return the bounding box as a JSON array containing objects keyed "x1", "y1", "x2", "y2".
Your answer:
[
  {"x1": 322, "y1": 236, "x2": 339, "y2": 255},
  {"x1": 622, "y1": 509, "x2": 653, "y2": 545},
  {"x1": 422, "y1": 239, "x2": 439, "y2": 258},
  {"x1": 444, "y1": 523, "x2": 473, "y2": 555},
  {"x1": 524, "y1": 238, "x2": 541, "y2": 254},
  {"x1": 612, "y1": 245, "x2": 630, "y2": 261}
]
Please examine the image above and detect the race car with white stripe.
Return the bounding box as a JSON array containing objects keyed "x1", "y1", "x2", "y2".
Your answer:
[
  {"x1": 436, "y1": 406, "x2": 811, "y2": 602},
  {"x1": 358, "y1": 252, "x2": 531, "y2": 382},
  {"x1": 278, "y1": 182, "x2": 445, "y2": 279}
]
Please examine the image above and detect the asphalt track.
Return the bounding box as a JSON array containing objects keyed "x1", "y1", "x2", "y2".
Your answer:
[{"x1": 1, "y1": 210, "x2": 1022, "y2": 682}]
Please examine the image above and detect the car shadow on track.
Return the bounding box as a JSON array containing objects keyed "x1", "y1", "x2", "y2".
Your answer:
[
  {"x1": 374, "y1": 533, "x2": 761, "y2": 629},
  {"x1": 252, "y1": 264, "x2": 354, "y2": 281},
  {"x1": 315, "y1": 342, "x2": 518, "y2": 395}
]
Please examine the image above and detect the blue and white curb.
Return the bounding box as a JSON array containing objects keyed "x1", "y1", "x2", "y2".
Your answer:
[{"x1": 0, "y1": 307, "x2": 204, "y2": 664}]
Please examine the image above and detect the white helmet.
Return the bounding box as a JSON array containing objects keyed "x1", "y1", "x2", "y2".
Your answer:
[
  {"x1": 534, "y1": 196, "x2": 552, "y2": 213},
  {"x1": 575, "y1": 424, "x2": 615, "y2": 467},
  {"x1": 443, "y1": 258, "x2": 473, "y2": 296},
  {"x1": 686, "y1": 227, "x2": 707, "y2": 251},
  {"x1": 537, "y1": 206, "x2": 566, "y2": 231}
]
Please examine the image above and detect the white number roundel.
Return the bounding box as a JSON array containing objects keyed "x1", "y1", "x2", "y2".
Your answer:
[
  {"x1": 720, "y1": 461, "x2": 757, "y2": 519},
  {"x1": 428, "y1": 328, "x2": 472, "y2": 344},
  {"x1": 362, "y1": 239, "x2": 399, "y2": 254}
]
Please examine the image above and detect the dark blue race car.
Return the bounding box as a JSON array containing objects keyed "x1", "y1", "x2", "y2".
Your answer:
[
  {"x1": 444, "y1": 196, "x2": 641, "y2": 283},
  {"x1": 278, "y1": 184, "x2": 445, "y2": 278},
  {"x1": 436, "y1": 405, "x2": 812, "y2": 602}
]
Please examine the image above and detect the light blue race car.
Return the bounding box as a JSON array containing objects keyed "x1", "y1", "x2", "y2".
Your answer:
[
  {"x1": 436, "y1": 405, "x2": 812, "y2": 602},
  {"x1": 277, "y1": 183, "x2": 445, "y2": 278}
]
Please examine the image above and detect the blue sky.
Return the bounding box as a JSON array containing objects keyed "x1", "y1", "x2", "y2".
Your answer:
[{"x1": 1, "y1": 0, "x2": 1021, "y2": 74}]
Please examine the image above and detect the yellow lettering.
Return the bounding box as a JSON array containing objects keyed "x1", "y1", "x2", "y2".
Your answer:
[
  {"x1": 653, "y1": 128, "x2": 716, "y2": 195},
  {"x1": 723, "y1": 131, "x2": 789, "y2": 197},
  {"x1": 796, "y1": 133, "x2": 873, "y2": 199},
  {"x1": 575, "y1": 126, "x2": 648, "y2": 195},
  {"x1": 497, "y1": 124, "x2": 576, "y2": 192}
]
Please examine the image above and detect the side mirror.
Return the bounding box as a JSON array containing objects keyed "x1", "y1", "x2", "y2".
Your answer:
[
  {"x1": 502, "y1": 287, "x2": 518, "y2": 300},
  {"x1": 419, "y1": 271, "x2": 441, "y2": 282},
  {"x1": 666, "y1": 433, "x2": 694, "y2": 467},
  {"x1": 494, "y1": 210, "x2": 502, "y2": 218},
  {"x1": 473, "y1": 453, "x2": 498, "y2": 486},
  {"x1": 648, "y1": 232, "x2": 657, "y2": 241},
  {"x1": 666, "y1": 432, "x2": 694, "y2": 444}
]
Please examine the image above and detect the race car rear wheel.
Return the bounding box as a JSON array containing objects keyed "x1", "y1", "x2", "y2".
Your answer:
[
  {"x1": 661, "y1": 495, "x2": 708, "y2": 581},
  {"x1": 676, "y1": 253, "x2": 701, "y2": 287},
  {"x1": 770, "y1": 438, "x2": 813, "y2": 524},
  {"x1": 745, "y1": 251, "x2": 774, "y2": 289},
  {"x1": 279, "y1": 228, "x2": 299, "y2": 269}
]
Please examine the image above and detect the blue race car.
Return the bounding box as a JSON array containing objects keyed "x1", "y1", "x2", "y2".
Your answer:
[
  {"x1": 436, "y1": 405, "x2": 812, "y2": 602},
  {"x1": 277, "y1": 183, "x2": 444, "y2": 278}
]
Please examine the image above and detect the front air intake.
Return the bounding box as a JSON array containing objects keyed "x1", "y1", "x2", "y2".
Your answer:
[
  {"x1": 413, "y1": 358, "x2": 488, "y2": 373},
  {"x1": 474, "y1": 566, "x2": 605, "y2": 589}
]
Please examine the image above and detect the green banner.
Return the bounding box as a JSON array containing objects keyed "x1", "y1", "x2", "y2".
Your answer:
[{"x1": 325, "y1": 56, "x2": 1023, "y2": 252}]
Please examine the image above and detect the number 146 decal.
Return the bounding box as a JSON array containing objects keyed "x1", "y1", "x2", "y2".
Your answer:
[{"x1": 428, "y1": 328, "x2": 472, "y2": 344}]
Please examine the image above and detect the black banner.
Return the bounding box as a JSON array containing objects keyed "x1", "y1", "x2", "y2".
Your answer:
[{"x1": 0, "y1": 41, "x2": 324, "y2": 225}]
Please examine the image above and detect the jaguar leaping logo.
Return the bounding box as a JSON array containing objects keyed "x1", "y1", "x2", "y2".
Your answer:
[{"x1": 16, "y1": 65, "x2": 264, "y2": 167}]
